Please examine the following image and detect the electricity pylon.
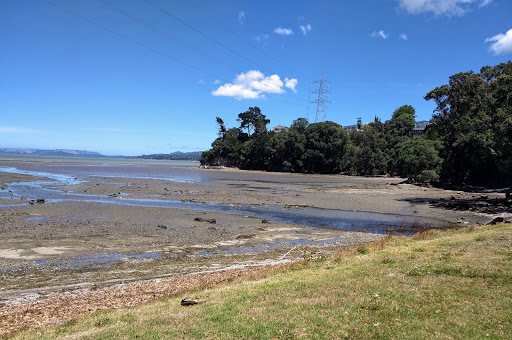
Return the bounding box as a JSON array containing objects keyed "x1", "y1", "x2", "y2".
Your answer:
[{"x1": 311, "y1": 73, "x2": 331, "y2": 123}]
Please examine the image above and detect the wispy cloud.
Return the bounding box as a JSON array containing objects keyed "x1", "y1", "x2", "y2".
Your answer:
[
  {"x1": 300, "y1": 24, "x2": 312, "y2": 36},
  {"x1": 371, "y1": 30, "x2": 389, "y2": 39},
  {"x1": 0, "y1": 126, "x2": 48, "y2": 134},
  {"x1": 399, "y1": 33, "x2": 408, "y2": 40},
  {"x1": 479, "y1": 0, "x2": 493, "y2": 7},
  {"x1": 397, "y1": 0, "x2": 487, "y2": 16},
  {"x1": 485, "y1": 28, "x2": 512, "y2": 55},
  {"x1": 212, "y1": 70, "x2": 298, "y2": 100},
  {"x1": 274, "y1": 27, "x2": 294, "y2": 36},
  {"x1": 238, "y1": 10, "x2": 246, "y2": 24},
  {"x1": 254, "y1": 34, "x2": 269, "y2": 42}
]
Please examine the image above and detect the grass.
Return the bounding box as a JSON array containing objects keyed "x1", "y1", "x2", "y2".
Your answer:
[{"x1": 8, "y1": 224, "x2": 512, "y2": 339}]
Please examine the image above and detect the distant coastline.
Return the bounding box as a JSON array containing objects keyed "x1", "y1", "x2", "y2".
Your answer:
[
  {"x1": 134, "y1": 151, "x2": 202, "y2": 161},
  {"x1": 0, "y1": 148, "x2": 203, "y2": 161}
]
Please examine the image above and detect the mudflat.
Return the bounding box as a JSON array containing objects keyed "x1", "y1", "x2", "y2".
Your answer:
[{"x1": 0, "y1": 158, "x2": 507, "y2": 334}]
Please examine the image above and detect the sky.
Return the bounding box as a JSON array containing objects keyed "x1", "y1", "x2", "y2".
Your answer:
[{"x1": 1, "y1": 0, "x2": 511, "y2": 156}]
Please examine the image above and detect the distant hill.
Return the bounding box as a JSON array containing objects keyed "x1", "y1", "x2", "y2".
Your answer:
[
  {"x1": 0, "y1": 148, "x2": 107, "y2": 158},
  {"x1": 137, "y1": 151, "x2": 202, "y2": 161}
]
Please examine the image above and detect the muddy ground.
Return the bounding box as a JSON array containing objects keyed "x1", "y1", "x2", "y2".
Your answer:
[{"x1": 0, "y1": 159, "x2": 509, "y2": 306}]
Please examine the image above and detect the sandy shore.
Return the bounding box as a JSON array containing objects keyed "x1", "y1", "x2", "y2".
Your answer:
[{"x1": 0, "y1": 158, "x2": 509, "y2": 335}]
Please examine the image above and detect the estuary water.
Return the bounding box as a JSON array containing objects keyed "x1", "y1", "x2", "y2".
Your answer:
[{"x1": 0, "y1": 157, "x2": 450, "y2": 234}]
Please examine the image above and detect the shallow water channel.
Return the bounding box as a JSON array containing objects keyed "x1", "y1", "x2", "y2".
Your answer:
[{"x1": 0, "y1": 166, "x2": 449, "y2": 235}]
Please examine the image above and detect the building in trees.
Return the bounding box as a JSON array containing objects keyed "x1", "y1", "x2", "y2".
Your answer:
[
  {"x1": 273, "y1": 125, "x2": 290, "y2": 133},
  {"x1": 413, "y1": 120, "x2": 430, "y2": 136}
]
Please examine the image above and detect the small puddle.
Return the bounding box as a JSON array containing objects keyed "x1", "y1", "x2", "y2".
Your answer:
[{"x1": 26, "y1": 217, "x2": 45, "y2": 222}]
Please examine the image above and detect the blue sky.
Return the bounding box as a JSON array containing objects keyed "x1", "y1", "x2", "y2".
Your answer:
[{"x1": 1, "y1": 0, "x2": 511, "y2": 156}]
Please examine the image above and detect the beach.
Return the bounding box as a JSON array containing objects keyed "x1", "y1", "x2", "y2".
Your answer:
[{"x1": 0, "y1": 157, "x2": 507, "y2": 334}]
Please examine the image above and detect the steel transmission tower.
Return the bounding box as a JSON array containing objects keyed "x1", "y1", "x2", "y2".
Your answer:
[{"x1": 311, "y1": 73, "x2": 331, "y2": 123}]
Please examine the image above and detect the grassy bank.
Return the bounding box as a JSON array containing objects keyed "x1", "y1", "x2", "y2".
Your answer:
[{"x1": 9, "y1": 224, "x2": 512, "y2": 339}]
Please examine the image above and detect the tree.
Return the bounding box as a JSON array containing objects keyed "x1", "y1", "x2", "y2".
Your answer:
[
  {"x1": 240, "y1": 134, "x2": 272, "y2": 170},
  {"x1": 384, "y1": 116, "x2": 414, "y2": 175},
  {"x1": 425, "y1": 61, "x2": 512, "y2": 186},
  {"x1": 347, "y1": 120, "x2": 388, "y2": 176},
  {"x1": 237, "y1": 107, "x2": 270, "y2": 136},
  {"x1": 396, "y1": 138, "x2": 442, "y2": 183},
  {"x1": 290, "y1": 118, "x2": 309, "y2": 133},
  {"x1": 216, "y1": 117, "x2": 226, "y2": 138},
  {"x1": 392, "y1": 105, "x2": 416, "y2": 125},
  {"x1": 302, "y1": 122, "x2": 347, "y2": 173}
]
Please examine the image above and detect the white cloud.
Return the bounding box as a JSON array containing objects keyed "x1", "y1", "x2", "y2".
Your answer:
[
  {"x1": 212, "y1": 70, "x2": 298, "y2": 100},
  {"x1": 399, "y1": 33, "x2": 408, "y2": 40},
  {"x1": 213, "y1": 79, "x2": 221, "y2": 84},
  {"x1": 371, "y1": 30, "x2": 389, "y2": 39},
  {"x1": 397, "y1": 0, "x2": 482, "y2": 16},
  {"x1": 274, "y1": 27, "x2": 294, "y2": 36},
  {"x1": 238, "y1": 10, "x2": 246, "y2": 24},
  {"x1": 0, "y1": 126, "x2": 47, "y2": 134},
  {"x1": 300, "y1": 24, "x2": 312, "y2": 36},
  {"x1": 285, "y1": 78, "x2": 298, "y2": 93},
  {"x1": 485, "y1": 28, "x2": 512, "y2": 55}
]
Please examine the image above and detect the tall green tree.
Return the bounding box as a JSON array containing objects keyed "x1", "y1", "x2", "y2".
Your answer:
[
  {"x1": 392, "y1": 105, "x2": 416, "y2": 125},
  {"x1": 237, "y1": 107, "x2": 270, "y2": 136},
  {"x1": 396, "y1": 138, "x2": 442, "y2": 183},
  {"x1": 425, "y1": 61, "x2": 512, "y2": 186},
  {"x1": 384, "y1": 114, "x2": 415, "y2": 175},
  {"x1": 302, "y1": 122, "x2": 347, "y2": 174}
]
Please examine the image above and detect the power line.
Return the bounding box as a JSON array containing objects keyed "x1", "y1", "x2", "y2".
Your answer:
[
  {"x1": 186, "y1": 0, "x2": 315, "y2": 90},
  {"x1": 98, "y1": 0, "x2": 238, "y2": 73},
  {"x1": 43, "y1": 0, "x2": 228, "y2": 82},
  {"x1": 144, "y1": 0, "x2": 275, "y2": 76},
  {"x1": 100, "y1": 0, "x2": 307, "y2": 101},
  {"x1": 43, "y1": 0, "x2": 308, "y2": 107}
]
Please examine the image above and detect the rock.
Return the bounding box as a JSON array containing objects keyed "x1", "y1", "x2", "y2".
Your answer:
[
  {"x1": 181, "y1": 298, "x2": 206, "y2": 306},
  {"x1": 487, "y1": 217, "x2": 506, "y2": 225},
  {"x1": 36, "y1": 198, "x2": 45, "y2": 204},
  {"x1": 157, "y1": 225, "x2": 168, "y2": 229},
  {"x1": 261, "y1": 219, "x2": 269, "y2": 224},
  {"x1": 20, "y1": 196, "x2": 26, "y2": 200},
  {"x1": 194, "y1": 217, "x2": 216, "y2": 224}
]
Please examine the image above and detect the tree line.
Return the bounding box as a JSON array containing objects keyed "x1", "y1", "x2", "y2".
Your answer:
[{"x1": 201, "y1": 61, "x2": 511, "y2": 187}]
